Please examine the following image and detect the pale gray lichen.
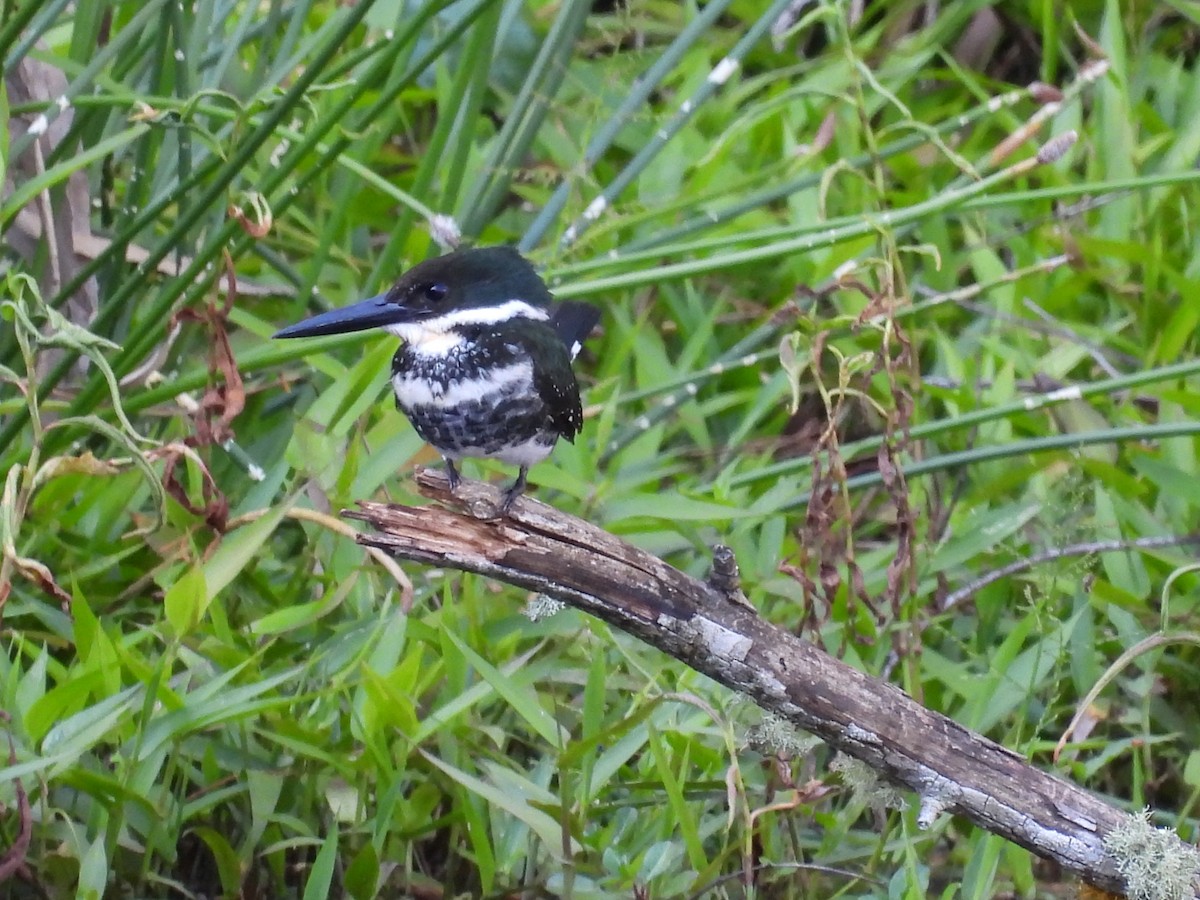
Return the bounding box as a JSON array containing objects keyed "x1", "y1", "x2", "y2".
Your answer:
[
  {"x1": 746, "y1": 711, "x2": 819, "y2": 757},
  {"x1": 524, "y1": 594, "x2": 566, "y2": 622},
  {"x1": 1102, "y1": 808, "x2": 1200, "y2": 900},
  {"x1": 830, "y1": 753, "x2": 907, "y2": 812}
]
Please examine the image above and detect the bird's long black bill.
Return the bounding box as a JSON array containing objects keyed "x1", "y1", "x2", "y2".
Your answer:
[{"x1": 273, "y1": 293, "x2": 402, "y2": 339}]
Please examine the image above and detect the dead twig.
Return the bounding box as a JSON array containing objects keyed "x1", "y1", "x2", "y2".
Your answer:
[{"x1": 346, "y1": 468, "x2": 1169, "y2": 898}]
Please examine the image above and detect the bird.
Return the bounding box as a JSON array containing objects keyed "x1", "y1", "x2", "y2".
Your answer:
[{"x1": 274, "y1": 246, "x2": 601, "y2": 514}]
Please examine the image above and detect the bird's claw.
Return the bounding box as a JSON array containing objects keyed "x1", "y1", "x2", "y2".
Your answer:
[
  {"x1": 440, "y1": 461, "x2": 527, "y2": 519},
  {"x1": 498, "y1": 466, "x2": 529, "y2": 516},
  {"x1": 499, "y1": 487, "x2": 522, "y2": 516}
]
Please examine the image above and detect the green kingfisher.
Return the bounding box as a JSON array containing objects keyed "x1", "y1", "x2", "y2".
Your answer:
[{"x1": 274, "y1": 246, "x2": 601, "y2": 513}]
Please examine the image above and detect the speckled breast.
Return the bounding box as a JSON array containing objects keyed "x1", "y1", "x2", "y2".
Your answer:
[{"x1": 391, "y1": 341, "x2": 558, "y2": 464}]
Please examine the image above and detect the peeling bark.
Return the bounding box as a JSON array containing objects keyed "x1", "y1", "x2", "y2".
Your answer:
[{"x1": 346, "y1": 468, "x2": 1190, "y2": 897}]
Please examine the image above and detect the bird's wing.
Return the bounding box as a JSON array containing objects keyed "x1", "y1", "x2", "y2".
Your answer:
[
  {"x1": 516, "y1": 322, "x2": 586, "y2": 441},
  {"x1": 548, "y1": 301, "x2": 601, "y2": 360}
]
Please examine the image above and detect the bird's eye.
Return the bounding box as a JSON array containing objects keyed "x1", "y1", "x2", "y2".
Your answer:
[{"x1": 423, "y1": 282, "x2": 448, "y2": 303}]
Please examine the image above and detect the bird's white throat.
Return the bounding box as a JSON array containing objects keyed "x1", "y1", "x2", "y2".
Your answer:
[
  {"x1": 385, "y1": 324, "x2": 464, "y2": 356},
  {"x1": 384, "y1": 299, "x2": 549, "y2": 357}
]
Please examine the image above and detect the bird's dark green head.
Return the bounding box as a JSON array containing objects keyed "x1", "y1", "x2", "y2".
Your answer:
[{"x1": 273, "y1": 246, "x2": 553, "y2": 339}]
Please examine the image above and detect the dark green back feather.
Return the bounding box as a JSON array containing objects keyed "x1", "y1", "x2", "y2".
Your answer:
[{"x1": 494, "y1": 319, "x2": 584, "y2": 441}]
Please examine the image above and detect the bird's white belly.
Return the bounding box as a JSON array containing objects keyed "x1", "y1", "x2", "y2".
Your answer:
[{"x1": 445, "y1": 435, "x2": 556, "y2": 466}]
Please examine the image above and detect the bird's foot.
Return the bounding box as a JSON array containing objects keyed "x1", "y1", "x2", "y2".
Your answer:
[
  {"x1": 497, "y1": 466, "x2": 529, "y2": 516},
  {"x1": 498, "y1": 487, "x2": 521, "y2": 516},
  {"x1": 440, "y1": 462, "x2": 528, "y2": 519}
]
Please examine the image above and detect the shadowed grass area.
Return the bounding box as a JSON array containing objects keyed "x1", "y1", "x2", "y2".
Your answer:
[{"x1": 3, "y1": 2, "x2": 1200, "y2": 897}]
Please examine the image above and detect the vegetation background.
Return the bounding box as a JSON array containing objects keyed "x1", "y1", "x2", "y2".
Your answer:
[{"x1": 2, "y1": 0, "x2": 1200, "y2": 897}]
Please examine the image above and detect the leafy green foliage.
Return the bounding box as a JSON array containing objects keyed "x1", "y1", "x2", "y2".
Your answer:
[{"x1": 3, "y1": 1, "x2": 1200, "y2": 897}]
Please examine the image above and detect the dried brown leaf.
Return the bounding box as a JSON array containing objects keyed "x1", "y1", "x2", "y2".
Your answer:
[
  {"x1": 35, "y1": 451, "x2": 121, "y2": 483},
  {"x1": 11, "y1": 553, "x2": 71, "y2": 606}
]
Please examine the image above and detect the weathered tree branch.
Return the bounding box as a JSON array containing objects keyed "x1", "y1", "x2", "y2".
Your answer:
[{"x1": 345, "y1": 468, "x2": 1183, "y2": 897}]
